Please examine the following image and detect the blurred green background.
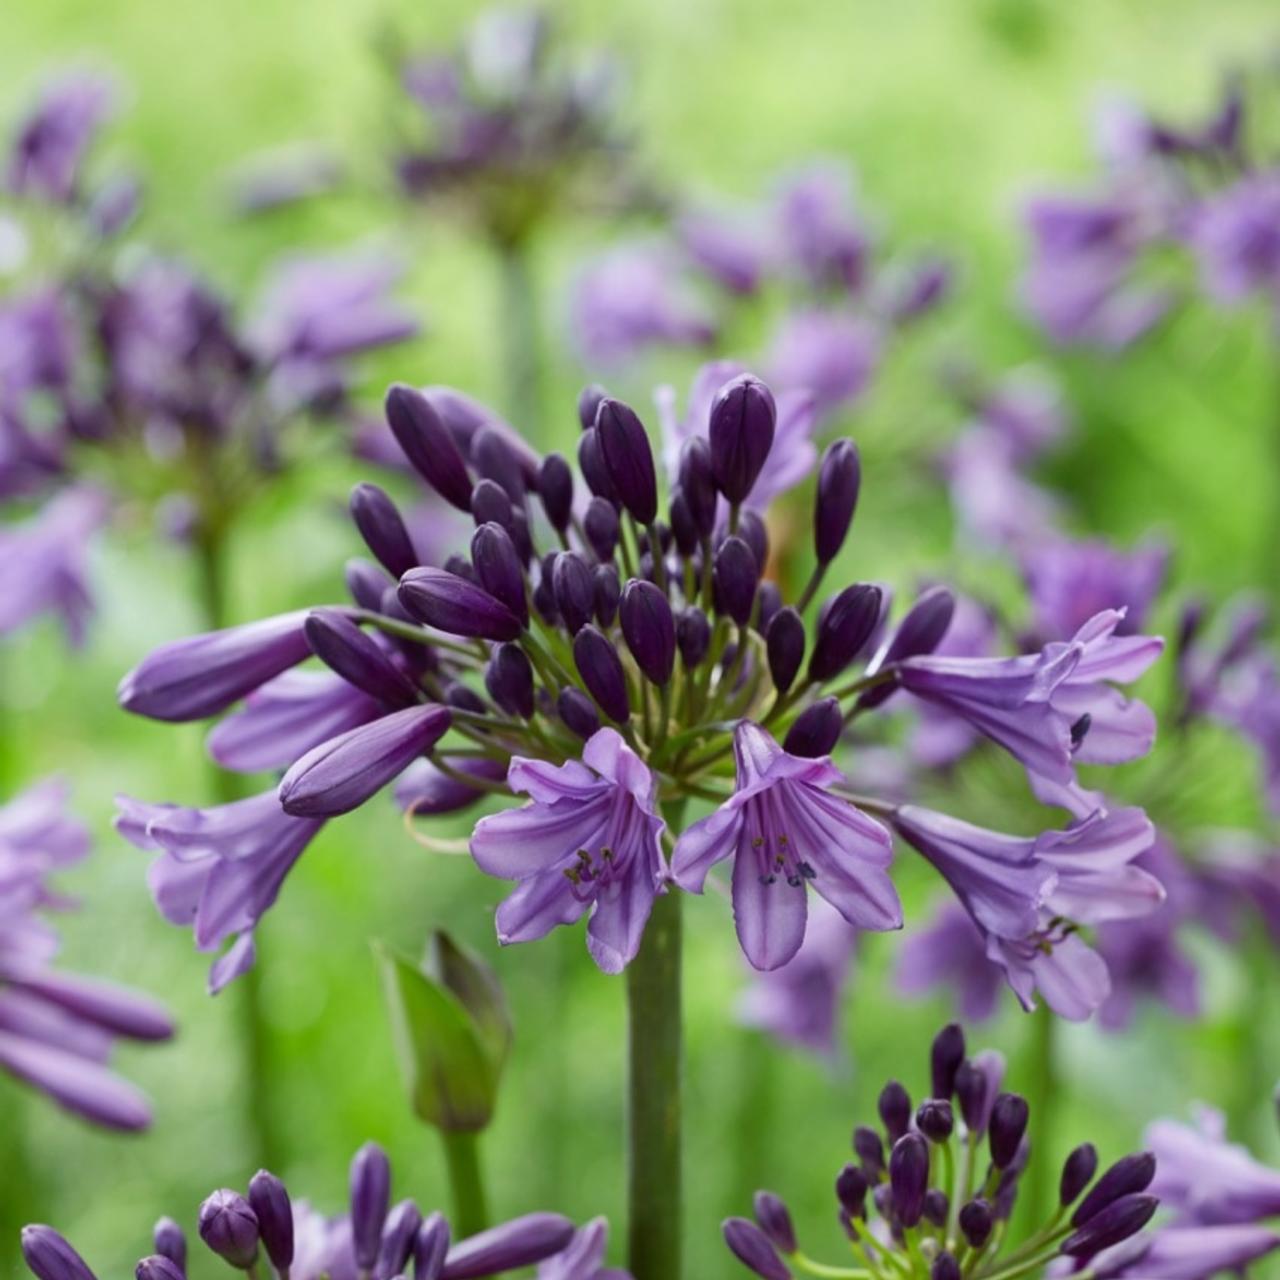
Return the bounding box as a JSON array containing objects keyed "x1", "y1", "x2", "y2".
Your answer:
[{"x1": 2, "y1": 0, "x2": 1279, "y2": 1275}]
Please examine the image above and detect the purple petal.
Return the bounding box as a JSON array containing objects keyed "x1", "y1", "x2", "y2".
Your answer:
[{"x1": 732, "y1": 837, "x2": 808, "y2": 970}]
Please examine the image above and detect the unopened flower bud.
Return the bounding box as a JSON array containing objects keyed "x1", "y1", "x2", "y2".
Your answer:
[
  {"x1": 135, "y1": 1258, "x2": 183, "y2": 1280},
  {"x1": 1060, "y1": 1143, "x2": 1099, "y2": 1208},
  {"x1": 766, "y1": 608, "x2": 805, "y2": 694},
  {"x1": 714, "y1": 536, "x2": 759, "y2": 625},
  {"x1": 573, "y1": 625, "x2": 630, "y2": 723},
  {"x1": 955, "y1": 1050, "x2": 1005, "y2": 1135},
  {"x1": 247, "y1": 1172, "x2": 293, "y2": 1274},
  {"x1": 988, "y1": 1093, "x2": 1030, "y2": 1169},
  {"x1": 594, "y1": 564, "x2": 621, "y2": 626},
  {"x1": 198, "y1": 1190, "x2": 259, "y2": 1269},
  {"x1": 558, "y1": 687, "x2": 601, "y2": 740},
  {"x1": 152, "y1": 1218, "x2": 186, "y2": 1273},
  {"x1": 678, "y1": 436, "x2": 717, "y2": 538},
  {"x1": 305, "y1": 609, "x2": 419, "y2": 707},
  {"x1": 351, "y1": 483, "x2": 419, "y2": 579},
  {"x1": 384, "y1": 384, "x2": 473, "y2": 512},
  {"x1": 889, "y1": 1133, "x2": 929, "y2": 1228},
  {"x1": 735, "y1": 510, "x2": 769, "y2": 577},
  {"x1": 878, "y1": 1080, "x2": 912, "y2": 1143},
  {"x1": 709, "y1": 374, "x2": 777, "y2": 503},
  {"x1": 471, "y1": 523, "x2": 529, "y2": 627},
  {"x1": 21, "y1": 1227, "x2": 96, "y2": 1280},
  {"x1": 399, "y1": 569, "x2": 522, "y2": 643},
  {"x1": 620, "y1": 579, "x2": 676, "y2": 686},
  {"x1": 1071, "y1": 1152, "x2": 1156, "y2": 1227},
  {"x1": 835, "y1": 1164, "x2": 868, "y2": 1217},
  {"x1": 814, "y1": 439, "x2": 861, "y2": 564},
  {"x1": 584, "y1": 496, "x2": 620, "y2": 561},
  {"x1": 678, "y1": 608, "x2": 711, "y2": 668},
  {"x1": 923, "y1": 1188, "x2": 949, "y2": 1228},
  {"x1": 536, "y1": 453, "x2": 574, "y2": 532},
  {"x1": 577, "y1": 383, "x2": 607, "y2": 431},
  {"x1": 722, "y1": 1218, "x2": 790, "y2": 1280},
  {"x1": 350, "y1": 1141, "x2": 391, "y2": 1271},
  {"x1": 596, "y1": 399, "x2": 658, "y2": 525},
  {"x1": 376, "y1": 1199, "x2": 423, "y2": 1279},
  {"x1": 930, "y1": 1252, "x2": 960, "y2": 1280},
  {"x1": 930, "y1": 1023, "x2": 966, "y2": 1100},
  {"x1": 346, "y1": 559, "x2": 392, "y2": 612},
  {"x1": 1061, "y1": 1194, "x2": 1159, "y2": 1258},
  {"x1": 916, "y1": 1099, "x2": 954, "y2": 1144},
  {"x1": 959, "y1": 1198, "x2": 993, "y2": 1248},
  {"x1": 782, "y1": 698, "x2": 842, "y2": 758},
  {"x1": 553, "y1": 552, "x2": 595, "y2": 635},
  {"x1": 443, "y1": 553, "x2": 477, "y2": 584},
  {"x1": 669, "y1": 489, "x2": 698, "y2": 556},
  {"x1": 809, "y1": 584, "x2": 881, "y2": 682},
  {"x1": 472, "y1": 425, "x2": 525, "y2": 503},
  {"x1": 577, "y1": 429, "x2": 618, "y2": 504},
  {"x1": 413, "y1": 1211, "x2": 450, "y2": 1280},
  {"x1": 486, "y1": 643, "x2": 535, "y2": 719},
  {"x1": 752, "y1": 1191, "x2": 796, "y2": 1254},
  {"x1": 852, "y1": 1125, "x2": 884, "y2": 1175},
  {"x1": 755, "y1": 582, "x2": 782, "y2": 635},
  {"x1": 859, "y1": 585, "x2": 955, "y2": 709},
  {"x1": 471, "y1": 478, "x2": 515, "y2": 533}
]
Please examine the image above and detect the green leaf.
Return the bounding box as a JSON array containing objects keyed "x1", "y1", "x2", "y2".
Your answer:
[
  {"x1": 372, "y1": 939, "x2": 502, "y2": 1133},
  {"x1": 423, "y1": 929, "x2": 514, "y2": 1073}
]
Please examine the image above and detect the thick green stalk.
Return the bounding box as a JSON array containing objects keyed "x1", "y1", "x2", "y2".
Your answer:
[
  {"x1": 626, "y1": 889, "x2": 683, "y2": 1280},
  {"x1": 194, "y1": 525, "x2": 281, "y2": 1172},
  {"x1": 1018, "y1": 1005, "x2": 1057, "y2": 1236},
  {"x1": 441, "y1": 1130, "x2": 490, "y2": 1240},
  {"x1": 495, "y1": 237, "x2": 542, "y2": 443}
]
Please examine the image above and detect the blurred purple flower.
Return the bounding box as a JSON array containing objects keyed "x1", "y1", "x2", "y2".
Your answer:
[
  {"x1": 943, "y1": 428, "x2": 1062, "y2": 550},
  {"x1": 1188, "y1": 172, "x2": 1280, "y2": 304},
  {"x1": 773, "y1": 161, "x2": 868, "y2": 292},
  {"x1": 896, "y1": 900, "x2": 1004, "y2": 1023},
  {"x1": 678, "y1": 207, "x2": 770, "y2": 295},
  {"x1": 1090, "y1": 1224, "x2": 1280, "y2": 1280},
  {"x1": 975, "y1": 365, "x2": 1070, "y2": 462},
  {"x1": 5, "y1": 69, "x2": 116, "y2": 204},
  {"x1": 766, "y1": 308, "x2": 881, "y2": 418},
  {"x1": 537, "y1": 1216, "x2": 631, "y2": 1280}
]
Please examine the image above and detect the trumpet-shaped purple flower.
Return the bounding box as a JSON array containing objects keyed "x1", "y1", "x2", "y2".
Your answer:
[
  {"x1": 537, "y1": 1215, "x2": 631, "y2": 1280},
  {"x1": 1147, "y1": 1107, "x2": 1280, "y2": 1226},
  {"x1": 5, "y1": 70, "x2": 116, "y2": 204},
  {"x1": 766, "y1": 308, "x2": 880, "y2": 418},
  {"x1": 896, "y1": 901, "x2": 1005, "y2": 1023},
  {"x1": 1090, "y1": 1224, "x2": 1280, "y2": 1279},
  {"x1": 115, "y1": 789, "x2": 324, "y2": 992},
  {"x1": 772, "y1": 161, "x2": 868, "y2": 292},
  {"x1": 1188, "y1": 172, "x2": 1280, "y2": 304},
  {"x1": 470, "y1": 729, "x2": 666, "y2": 973},
  {"x1": 943, "y1": 427, "x2": 1062, "y2": 550},
  {"x1": 672, "y1": 722, "x2": 901, "y2": 971}
]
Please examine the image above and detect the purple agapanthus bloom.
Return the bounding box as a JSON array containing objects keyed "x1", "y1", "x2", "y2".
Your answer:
[
  {"x1": 1147, "y1": 1106, "x2": 1280, "y2": 1226},
  {"x1": 765, "y1": 308, "x2": 881, "y2": 418},
  {"x1": 0, "y1": 778, "x2": 173, "y2": 1129},
  {"x1": 114, "y1": 790, "x2": 325, "y2": 993},
  {"x1": 976, "y1": 364, "x2": 1071, "y2": 462},
  {"x1": 1089, "y1": 1225, "x2": 1280, "y2": 1280},
  {"x1": 942, "y1": 428, "x2": 1062, "y2": 550},
  {"x1": 896, "y1": 900, "x2": 1005, "y2": 1023},
  {"x1": 672, "y1": 722, "x2": 901, "y2": 971},
  {"x1": 1188, "y1": 172, "x2": 1280, "y2": 305},
  {"x1": 0, "y1": 487, "x2": 107, "y2": 644},
  {"x1": 470, "y1": 729, "x2": 667, "y2": 974},
  {"x1": 736, "y1": 893, "x2": 858, "y2": 1057},
  {"x1": 772, "y1": 161, "x2": 869, "y2": 292},
  {"x1": 1195, "y1": 830, "x2": 1280, "y2": 948},
  {"x1": 538, "y1": 1216, "x2": 632, "y2": 1280}
]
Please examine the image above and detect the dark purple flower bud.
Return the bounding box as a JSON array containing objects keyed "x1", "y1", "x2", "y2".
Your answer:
[
  {"x1": 552, "y1": 552, "x2": 595, "y2": 635},
  {"x1": 135, "y1": 1258, "x2": 183, "y2": 1280},
  {"x1": 375, "y1": 1199, "x2": 423, "y2": 1280},
  {"x1": 384, "y1": 384, "x2": 473, "y2": 512},
  {"x1": 20, "y1": 1227, "x2": 96, "y2": 1280},
  {"x1": 930, "y1": 1252, "x2": 960, "y2": 1280},
  {"x1": 989, "y1": 1094, "x2": 1030, "y2": 1169},
  {"x1": 709, "y1": 374, "x2": 777, "y2": 503},
  {"x1": 678, "y1": 607, "x2": 712, "y2": 668},
  {"x1": 809, "y1": 584, "x2": 881, "y2": 682},
  {"x1": 573, "y1": 625, "x2": 630, "y2": 723},
  {"x1": 372, "y1": 591, "x2": 439, "y2": 677},
  {"x1": 346, "y1": 559, "x2": 393, "y2": 612},
  {"x1": 198, "y1": 1190, "x2": 260, "y2": 1269},
  {"x1": 752, "y1": 1191, "x2": 797, "y2": 1254},
  {"x1": 755, "y1": 582, "x2": 782, "y2": 636},
  {"x1": 1061, "y1": 1194, "x2": 1158, "y2": 1258},
  {"x1": 679, "y1": 437, "x2": 717, "y2": 538},
  {"x1": 872, "y1": 1185, "x2": 893, "y2": 1222},
  {"x1": 399, "y1": 568, "x2": 522, "y2": 642},
  {"x1": 413, "y1": 1212, "x2": 449, "y2": 1280},
  {"x1": 536, "y1": 453, "x2": 574, "y2": 532},
  {"x1": 246, "y1": 1171, "x2": 292, "y2": 1273},
  {"x1": 923, "y1": 1189, "x2": 949, "y2": 1228},
  {"x1": 859, "y1": 585, "x2": 955, "y2": 709},
  {"x1": 853, "y1": 1125, "x2": 884, "y2": 1175},
  {"x1": 485, "y1": 644, "x2": 535, "y2": 719},
  {"x1": 471, "y1": 523, "x2": 529, "y2": 628},
  {"x1": 1071, "y1": 1152, "x2": 1156, "y2": 1227},
  {"x1": 889, "y1": 1133, "x2": 929, "y2": 1229},
  {"x1": 722, "y1": 1218, "x2": 790, "y2": 1280},
  {"x1": 916, "y1": 1099, "x2": 954, "y2": 1144},
  {"x1": 835, "y1": 1164, "x2": 868, "y2": 1217},
  {"x1": 441, "y1": 1213, "x2": 574, "y2": 1277},
  {"x1": 714, "y1": 536, "x2": 759, "y2": 625},
  {"x1": 396, "y1": 755, "x2": 506, "y2": 814},
  {"x1": 594, "y1": 564, "x2": 621, "y2": 626},
  {"x1": 472, "y1": 425, "x2": 525, "y2": 504},
  {"x1": 350, "y1": 1141, "x2": 391, "y2": 1272},
  {"x1": 735, "y1": 510, "x2": 769, "y2": 577},
  {"x1": 782, "y1": 698, "x2": 842, "y2": 758},
  {"x1": 1061, "y1": 1143, "x2": 1099, "y2": 1207},
  {"x1": 471, "y1": 479, "x2": 515, "y2": 532},
  {"x1": 766, "y1": 608, "x2": 805, "y2": 694},
  {"x1": 931, "y1": 1023, "x2": 966, "y2": 1100},
  {"x1": 620, "y1": 579, "x2": 676, "y2": 686},
  {"x1": 152, "y1": 1218, "x2": 185, "y2": 1273},
  {"x1": 279, "y1": 703, "x2": 452, "y2": 817},
  {"x1": 596, "y1": 398, "x2": 658, "y2": 525},
  {"x1": 669, "y1": 489, "x2": 698, "y2": 556},
  {"x1": 584, "y1": 496, "x2": 620, "y2": 561},
  {"x1": 879, "y1": 1080, "x2": 912, "y2": 1143},
  {"x1": 959, "y1": 1198, "x2": 993, "y2": 1248},
  {"x1": 578, "y1": 429, "x2": 618, "y2": 504},
  {"x1": 443, "y1": 554, "x2": 477, "y2": 585},
  {"x1": 444, "y1": 681, "x2": 487, "y2": 715},
  {"x1": 351, "y1": 483, "x2": 419, "y2": 579},
  {"x1": 305, "y1": 609, "x2": 419, "y2": 706},
  {"x1": 557, "y1": 686, "x2": 601, "y2": 740},
  {"x1": 577, "y1": 383, "x2": 607, "y2": 431},
  {"x1": 955, "y1": 1053, "x2": 1003, "y2": 1135}
]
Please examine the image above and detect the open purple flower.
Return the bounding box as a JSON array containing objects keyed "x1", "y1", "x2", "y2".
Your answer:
[
  {"x1": 1089, "y1": 1224, "x2": 1280, "y2": 1279},
  {"x1": 115, "y1": 789, "x2": 324, "y2": 993},
  {"x1": 765, "y1": 308, "x2": 880, "y2": 419},
  {"x1": 470, "y1": 729, "x2": 666, "y2": 973},
  {"x1": 896, "y1": 901, "x2": 1005, "y2": 1023},
  {"x1": 672, "y1": 722, "x2": 901, "y2": 971}
]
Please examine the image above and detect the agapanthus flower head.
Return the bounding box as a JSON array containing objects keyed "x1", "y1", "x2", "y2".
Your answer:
[
  {"x1": 0, "y1": 778, "x2": 173, "y2": 1129},
  {"x1": 120, "y1": 368, "x2": 1162, "y2": 984},
  {"x1": 21, "y1": 1142, "x2": 620, "y2": 1280},
  {"x1": 724, "y1": 1022, "x2": 1158, "y2": 1279}
]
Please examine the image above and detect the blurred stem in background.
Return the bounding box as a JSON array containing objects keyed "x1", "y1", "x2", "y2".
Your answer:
[
  {"x1": 626, "y1": 888, "x2": 683, "y2": 1280},
  {"x1": 193, "y1": 516, "x2": 282, "y2": 1173},
  {"x1": 726, "y1": 1030, "x2": 774, "y2": 1222},
  {"x1": 494, "y1": 237, "x2": 543, "y2": 444},
  {"x1": 441, "y1": 1130, "x2": 490, "y2": 1240},
  {"x1": 1018, "y1": 1004, "x2": 1057, "y2": 1236}
]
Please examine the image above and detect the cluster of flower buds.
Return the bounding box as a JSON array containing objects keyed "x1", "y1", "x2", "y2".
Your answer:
[
  {"x1": 724, "y1": 1024, "x2": 1161, "y2": 1280},
  {"x1": 20, "y1": 1141, "x2": 616, "y2": 1280}
]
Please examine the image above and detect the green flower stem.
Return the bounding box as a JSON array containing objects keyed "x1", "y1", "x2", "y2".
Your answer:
[
  {"x1": 626, "y1": 884, "x2": 683, "y2": 1280},
  {"x1": 1018, "y1": 1004, "x2": 1057, "y2": 1235},
  {"x1": 793, "y1": 1253, "x2": 872, "y2": 1278},
  {"x1": 794, "y1": 561, "x2": 827, "y2": 616},
  {"x1": 441, "y1": 1129, "x2": 490, "y2": 1240}
]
